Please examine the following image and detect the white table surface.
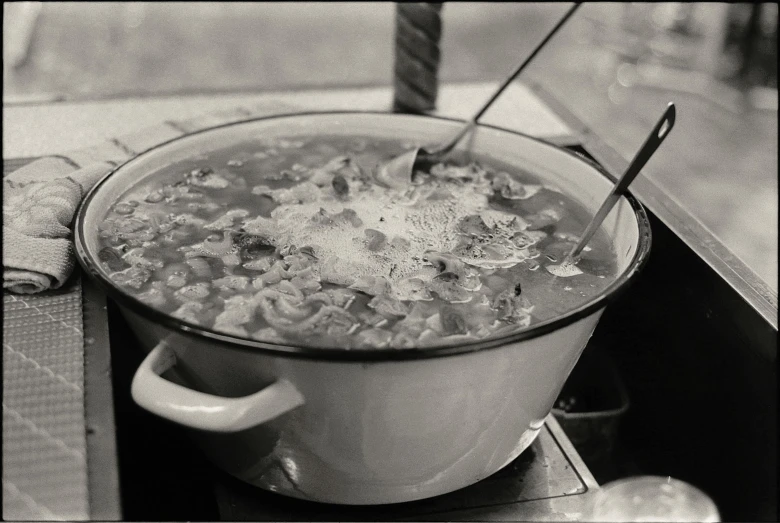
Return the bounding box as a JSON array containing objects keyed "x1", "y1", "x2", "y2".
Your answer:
[{"x1": 3, "y1": 81, "x2": 573, "y2": 158}]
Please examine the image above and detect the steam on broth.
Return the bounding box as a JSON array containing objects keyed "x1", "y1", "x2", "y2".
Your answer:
[{"x1": 97, "y1": 136, "x2": 617, "y2": 349}]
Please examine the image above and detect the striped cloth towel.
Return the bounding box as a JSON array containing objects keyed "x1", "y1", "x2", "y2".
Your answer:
[{"x1": 2, "y1": 102, "x2": 299, "y2": 294}]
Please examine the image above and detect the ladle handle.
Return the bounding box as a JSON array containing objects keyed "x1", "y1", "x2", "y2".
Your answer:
[
  {"x1": 427, "y1": 2, "x2": 582, "y2": 156},
  {"x1": 569, "y1": 102, "x2": 676, "y2": 260}
]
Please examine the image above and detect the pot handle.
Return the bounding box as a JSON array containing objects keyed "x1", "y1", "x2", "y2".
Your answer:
[{"x1": 131, "y1": 342, "x2": 305, "y2": 432}]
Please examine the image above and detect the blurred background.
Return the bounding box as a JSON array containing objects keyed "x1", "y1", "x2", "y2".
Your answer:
[{"x1": 3, "y1": 2, "x2": 777, "y2": 290}]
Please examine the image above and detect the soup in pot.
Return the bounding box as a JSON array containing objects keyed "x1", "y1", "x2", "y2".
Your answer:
[{"x1": 97, "y1": 136, "x2": 617, "y2": 349}]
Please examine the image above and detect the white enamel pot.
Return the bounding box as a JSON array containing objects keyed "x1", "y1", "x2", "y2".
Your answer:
[{"x1": 74, "y1": 112, "x2": 651, "y2": 505}]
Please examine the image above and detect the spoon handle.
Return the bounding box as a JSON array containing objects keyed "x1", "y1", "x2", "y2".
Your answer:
[
  {"x1": 568, "y1": 102, "x2": 676, "y2": 260},
  {"x1": 427, "y1": 2, "x2": 582, "y2": 156}
]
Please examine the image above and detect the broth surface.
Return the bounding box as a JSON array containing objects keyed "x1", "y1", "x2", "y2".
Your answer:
[{"x1": 97, "y1": 135, "x2": 618, "y2": 349}]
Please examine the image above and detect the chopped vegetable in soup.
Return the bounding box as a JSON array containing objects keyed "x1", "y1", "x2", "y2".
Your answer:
[{"x1": 98, "y1": 136, "x2": 618, "y2": 349}]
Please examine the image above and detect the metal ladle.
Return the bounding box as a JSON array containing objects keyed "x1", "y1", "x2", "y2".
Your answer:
[
  {"x1": 378, "y1": 3, "x2": 582, "y2": 187},
  {"x1": 567, "y1": 102, "x2": 677, "y2": 263}
]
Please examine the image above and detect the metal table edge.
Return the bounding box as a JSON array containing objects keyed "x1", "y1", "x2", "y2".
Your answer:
[
  {"x1": 524, "y1": 76, "x2": 778, "y2": 334},
  {"x1": 82, "y1": 274, "x2": 123, "y2": 521}
]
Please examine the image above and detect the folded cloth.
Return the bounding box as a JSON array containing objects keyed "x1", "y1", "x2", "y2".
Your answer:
[{"x1": 3, "y1": 102, "x2": 299, "y2": 294}]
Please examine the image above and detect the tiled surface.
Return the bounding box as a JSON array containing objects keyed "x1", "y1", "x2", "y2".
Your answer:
[{"x1": 2, "y1": 277, "x2": 89, "y2": 521}]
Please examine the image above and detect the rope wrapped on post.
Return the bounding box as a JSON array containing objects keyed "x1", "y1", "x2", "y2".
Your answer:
[{"x1": 392, "y1": 2, "x2": 444, "y2": 114}]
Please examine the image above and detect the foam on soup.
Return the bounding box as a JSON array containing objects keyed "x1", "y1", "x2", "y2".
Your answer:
[{"x1": 97, "y1": 136, "x2": 617, "y2": 349}]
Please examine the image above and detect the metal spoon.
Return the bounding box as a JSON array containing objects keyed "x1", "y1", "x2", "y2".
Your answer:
[
  {"x1": 567, "y1": 102, "x2": 677, "y2": 262},
  {"x1": 378, "y1": 2, "x2": 582, "y2": 188}
]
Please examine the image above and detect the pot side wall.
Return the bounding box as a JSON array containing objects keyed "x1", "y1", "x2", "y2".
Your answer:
[{"x1": 122, "y1": 306, "x2": 603, "y2": 504}]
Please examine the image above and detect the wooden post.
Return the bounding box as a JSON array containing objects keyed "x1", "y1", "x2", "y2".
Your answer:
[{"x1": 392, "y1": 3, "x2": 444, "y2": 114}]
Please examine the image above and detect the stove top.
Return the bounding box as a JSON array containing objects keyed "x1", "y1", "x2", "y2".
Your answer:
[{"x1": 211, "y1": 416, "x2": 598, "y2": 521}]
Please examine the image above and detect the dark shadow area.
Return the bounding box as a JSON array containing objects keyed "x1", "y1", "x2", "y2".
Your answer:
[
  {"x1": 590, "y1": 211, "x2": 777, "y2": 522},
  {"x1": 108, "y1": 300, "x2": 220, "y2": 521}
]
